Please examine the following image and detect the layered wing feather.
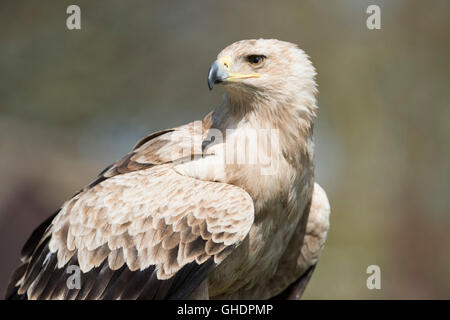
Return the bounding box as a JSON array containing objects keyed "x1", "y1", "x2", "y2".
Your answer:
[
  {"x1": 51, "y1": 165, "x2": 254, "y2": 278},
  {"x1": 6, "y1": 115, "x2": 255, "y2": 300}
]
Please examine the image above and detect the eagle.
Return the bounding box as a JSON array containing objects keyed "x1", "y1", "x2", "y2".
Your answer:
[{"x1": 5, "y1": 39, "x2": 330, "y2": 300}]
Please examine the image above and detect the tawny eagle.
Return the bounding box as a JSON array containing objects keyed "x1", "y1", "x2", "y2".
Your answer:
[{"x1": 6, "y1": 39, "x2": 330, "y2": 300}]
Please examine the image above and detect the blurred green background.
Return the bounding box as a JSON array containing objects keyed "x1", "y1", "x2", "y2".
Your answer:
[{"x1": 1, "y1": 0, "x2": 449, "y2": 299}]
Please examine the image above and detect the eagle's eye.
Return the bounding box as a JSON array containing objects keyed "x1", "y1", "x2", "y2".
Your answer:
[{"x1": 246, "y1": 55, "x2": 266, "y2": 66}]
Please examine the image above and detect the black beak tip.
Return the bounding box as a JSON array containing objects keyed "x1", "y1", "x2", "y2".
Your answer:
[
  {"x1": 208, "y1": 79, "x2": 214, "y2": 90},
  {"x1": 208, "y1": 79, "x2": 223, "y2": 90},
  {"x1": 208, "y1": 60, "x2": 222, "y2": 91}
]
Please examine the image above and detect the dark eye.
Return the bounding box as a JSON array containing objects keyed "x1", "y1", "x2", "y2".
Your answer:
[{"x1": 246, "y1": 55, "x2": 266, "y2": 65}]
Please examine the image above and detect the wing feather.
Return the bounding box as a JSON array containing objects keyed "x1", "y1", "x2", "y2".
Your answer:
[
  {"x1": 7, "y1": 164, "x2": 253, "y2": 299},
  {"x1": 5, "y1": 113, "x2": 251, "y2": 300}
]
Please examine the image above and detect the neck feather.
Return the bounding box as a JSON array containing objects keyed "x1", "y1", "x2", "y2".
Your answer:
[{"x1": 211, "y1": 89, "x2": 317, "y2": 166}]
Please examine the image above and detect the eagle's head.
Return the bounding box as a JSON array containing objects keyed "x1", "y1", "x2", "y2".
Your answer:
[{"x1": 207, "y1": 39, "x2": 317, "y2": 111}]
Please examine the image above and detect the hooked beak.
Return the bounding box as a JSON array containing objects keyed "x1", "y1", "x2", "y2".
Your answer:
[
  {"x1": 207, "y1": 56, "x2": 260, "y2": 90},
  {"x1": 207, "y1": 60, "x2": 228, "y2": 90}
]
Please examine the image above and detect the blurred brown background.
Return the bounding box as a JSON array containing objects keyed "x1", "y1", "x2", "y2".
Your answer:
[{"x1": 1, "y1": 0, "x2": 449, "y2": 299}]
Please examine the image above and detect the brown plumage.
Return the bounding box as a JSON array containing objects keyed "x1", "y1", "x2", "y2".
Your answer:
[{"x1": 5, "y1": 39, "x2": 330, "y2": 300}]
